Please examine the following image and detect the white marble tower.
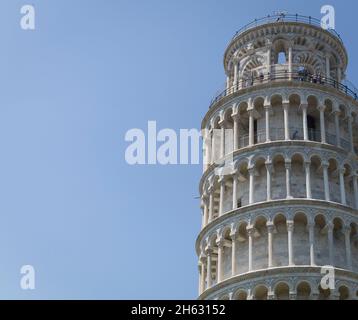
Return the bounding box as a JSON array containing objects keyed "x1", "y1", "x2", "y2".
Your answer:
[{"x1": 197, "y1": 14, "x2": 358, "y2": 300}]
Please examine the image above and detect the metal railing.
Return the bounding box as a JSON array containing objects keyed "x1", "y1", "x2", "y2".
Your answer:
[
  {"x1": 209, "y1": 70, "x2": 358, "y2": 108},
  {"x1": 230, "y1": 13, "x2": 342, "y2": 43}
]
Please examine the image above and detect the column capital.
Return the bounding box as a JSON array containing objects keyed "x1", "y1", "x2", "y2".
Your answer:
[
  {"x1": 289, "y1": 291, "x2": 297, "y2": 300},
  {"x1": 199, "y1": 253, "x2": 207, "y2": 263},
  {"x1": 265, "y1": 161, "x2": 273, "y2": 167},
  {"x1": 339, "y1": 167, "x2": 346, "y2": 175},
  {"x1": 246, "y1": 225, "x2": 256, "y2": 236},
  {"x1": 248, "y1": 166, "x2": 255, "y2": 175},
  {"x1": 266, "y1": 221, "x2": 275, "y2": 232},
  {"x1": 216, "y1": 237, "x2": 225, "y2": 248},
  {"x1": 218, "y1": 176, "x2": 226, "y2": 185},
  {"x1": 264, "y1": 103, "x2": 272, "y2": 110},
  {"x1": 327, "y1": 221, "x2": 334, "y2": 231},
  {"x1": 332, "y1": 108, "x2": 341, "y2": 116},
  {"x1": 282, "y1": 101, "x2": 290, "y2": 109},
  {"x1": 307, "y1": 221, "x2": 315, "y2": 229},
  {"x1": 321, "y1": 161, "x2": 329, "y2": 169},
  {"x1": 218, "y1": 119, "x2": 227, "y2": 128},
  {"x1": 285, "y1": 161, "x2": 292, "y2": 170},
  {"x1": 318, "y1": 104, "x2": 326, "y2": 112},
  {"x1": 231, "y1": 112, "x2": 240, "y2": 120},
  {"x1": 229, "y1": 231, "x2": 238, "y2": 240},
  {"x1": 205, "y1": 246, "x2": 213, "y2": 255},
  {"x1": 343, "y1": 225, "x2": 351, "y2": 235},
  {"x1": 287, "y1": 220, "x2": 294, "y2": 231},
  {"x1": 208, "y1": 184, "x2": 215, "y2": 194}
]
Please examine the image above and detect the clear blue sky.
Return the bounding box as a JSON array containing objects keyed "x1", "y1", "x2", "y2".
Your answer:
[{"x1": 0, "y1": 0, "x2": 357, "y2": 299}]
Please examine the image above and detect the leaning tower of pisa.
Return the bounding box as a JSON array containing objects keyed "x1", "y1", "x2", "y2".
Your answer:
[{"x1": 197, "y1": 14, "x2": 358, "y2": 300}]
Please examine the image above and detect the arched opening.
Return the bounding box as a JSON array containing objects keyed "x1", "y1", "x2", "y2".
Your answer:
[
  {"x1": 222, "y1": 228, "x2": 232, "y2": 280},
  {"x1": 253, "y1": 216, "x2": 268, "y2": 269},
  {"x1": 310, "y1": 155, "x2": 324, "y2": 200},
  {"x1": 236, "y1": 222, "x2": 249, "y2": 274},
  {"x1": 253, "y1": 97, "x2": 265, "y2": 144},
  {"x1": 318, "y1": 285, "x2": 331, "y2": 300},
  {"x1": 314, "y1": 214, "x2": 329, "y2": 266},
  {"x1": 254, "y1": 285, "x2": 268, "y2": 300},
  {"x1": 328, "y1": 158, "x2": 339, "y2": 203},
  {"x1": 296, "y1": 282, "x2": 311, "y2": 300},
  {"x1": 289, "y1": 94, "x2": 301, "y2": 140},
  {"x1": 234, "y1": 290, "x2": 247, "y2": 300},
  {"x1": 307, "y1": 95, "x2": 320, "y2": 142},
  {"x1": 350, "y1": 223, "x2": 358, "y2": 271},
  {"x1": 343, "y1": 164, "x2": 353, "y2": 207},
  {"x1": 272, "y1": 154, "x2": 286, "y2": 200},
  {"x1": 237, "y1": 162, "x2": 249, "y2": 206},
  {"x1": 275, "y1": 282, "x2": 290, "y2": 300},
  {"x1": 338, "y1": 286, "x2": 350, "y2": 300},
  {"x1": 270, "y1": 95, "x2": 284, "y2": 141},
  {"x1": 293, "y1": 213, "x2": 309, "y2": 265},
  {"x1": 253, "y1": 157, "x2": 266, "y2": 203},
  {"x1": 272, "y1": 214, "x2": 288, "y2": 267},
  {"x1": 238, "y1": 102, "x2": 249, "y2": 147},
  {"x1": 291, "y1": 154, "x2": 305, "y2": 198},
  {"x1": 333, "y1": 217, "x2": 345, "y2": 268},
  {"x1": 324, "y1": 99, "x2": 335, "y2": 146}
]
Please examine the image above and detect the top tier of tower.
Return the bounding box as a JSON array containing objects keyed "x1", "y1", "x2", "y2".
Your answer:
[{"x1": 223, "y1": 14, "x2": 348, "y2": 87}]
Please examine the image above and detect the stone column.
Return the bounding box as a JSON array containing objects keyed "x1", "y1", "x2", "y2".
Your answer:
[
  {"x1": 216, "y1": 238, "x2": 224, "y2": 283},
  {"x1": 264, "y1": 104, "x2": 271, "y2": 142},
  {"x1": 287, "y1": 220, "x2": 294, "y2": 266},
  {"x1": 327, "y1": 222, "x2": 334, "y2": 266},
  {"x1": 348, "y1": 115, "x2": 354, "y2": 153},
  {"x1": 339, "y1": 167, "x2": 346, "y2": 205},
  {"x1": 211, "y1": 129, "x2": 216, "y2": 163},
  {"x1": 344, "y1": 226, "x2": 352, "y2": 270},
  {"x1": 199, "y1": 255, "x2": 206, "y2": 293},
  {"x1": 333, "y1": 111, "x2": 341, "y2": 147},
  {"x1": 226, "y1": 76, "x2": 230, "y2": 93},
  {"x1": 267, "y1": 222, "x2": 274, "y2": 268},
  {"x1": 353, "y1": 174, "x2": 358, "y2": 209},
  {"x1": 266, "y1": 162, "x2": 272, "y2": 201},
  {"x1": 301, "y1": 103, "x2": 308, "y2": 141},
  {"x1": 233, "y1": 63, "x2": 238, "y2": 91},
  {"x1": 308, "y1": 222, "x2": 315, "y2": 266},
  {"x1": 248, "y1": 167, "x2": 255, "y2": 204},
  {"x1": 305, "y1": 161, "x2": 312, "y2": 199},
  {"x1": 318, "y1": 105, "x2": 326, "y2": 143},
  {"x1": 232, "y1": 173, "x2": 238, "y2": 210},
  {"x1": 283, "y1": 103, "x2": 290, "y2": 140},
  {"x1": 285, "y1": 161, "x2": 292, "y2": 199},
  {"x1": 202, "y1": 195, "x2": 209, "y2": 227},
  {"x1": 337, "y1": 67, "x2": 342, "y2": 83},
  {"x1": 232, "y1": 112, "x2": 240, "y2": 151},
  {"x1": 204, "y1": 131, "x2": 212, "y2": 168},
  {"x1": 288, "y1": 46, "x2": 293, "y2": 80},
  {"x1": 325, "y1": 55, "x2": 330, "y2": 78},
  {"x1": 219, "y1": 177, "x2": 225, "y2": 216},
  {"x1": 249, "y1": 110, "x2": 254, "y2": 146},
  {"x1": 208, "y1": 187, "x2": 214, "y2": 222},
  {"x1": 230, "y1": 231, "x2": 237, "y2": 276},
  {"x1": 322, "y1": 162, "x2": 330, "y2": 201},
  {"x1": 247, "y1": 226, "x2": 254, "y2": 271},
  {"x1": 219, "y1": 120, "x2": 226, "y2": 158},
  {"x1": 206, "y1": 247, "x2": 213, "y2": 288}
]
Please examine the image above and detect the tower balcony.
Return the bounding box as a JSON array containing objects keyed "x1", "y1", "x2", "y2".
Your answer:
[
  {"x1": 210, "y1": 68, "x2": 358, "y2": 109},
  {"x1": 230, "y1": 13, "x2": 343, "y2": 45}
]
